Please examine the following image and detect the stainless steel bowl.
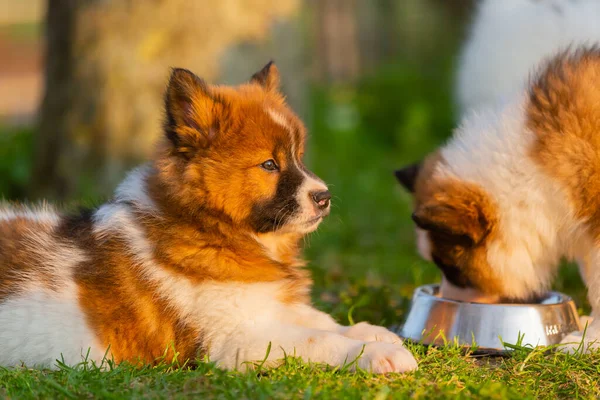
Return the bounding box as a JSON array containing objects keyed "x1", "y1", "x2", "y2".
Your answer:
[{"x1": 397, "y1": 284, "x2": 581, "y2": 352}]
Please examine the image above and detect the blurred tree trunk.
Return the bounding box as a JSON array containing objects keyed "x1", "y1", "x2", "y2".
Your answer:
[
  {"x1": 313, "y1": 0, "x2": 360, "y2": 83},
  {"x1": 32, "y1": 0, "x2": 302, "y2": 201},
  {"x1": 309, "y1": 0, "x2": 474, "y2": 84}
]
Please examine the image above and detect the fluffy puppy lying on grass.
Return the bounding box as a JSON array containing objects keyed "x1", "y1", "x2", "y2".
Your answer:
[
  {"x1": 0, "y1": 62, "x2": 417, "y2": 373},
  {"x1": 396, "y1": 47, "x2": 600, "y2": 352}
]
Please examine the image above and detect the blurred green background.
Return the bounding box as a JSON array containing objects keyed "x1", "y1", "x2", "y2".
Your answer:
[{"x1": 0, "y1": 0, "x2": 588, "y2": 327}]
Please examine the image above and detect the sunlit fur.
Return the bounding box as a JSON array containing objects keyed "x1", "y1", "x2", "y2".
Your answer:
[
  {"x1": 457, "y1": 0, "x2": 600, "y2": 115},
  {"x1": 398, "y1": 48, "x2": 600, "y2": 353},
  {"x1": 0, "y1": 63, "x2": 417, "y2": 373}
]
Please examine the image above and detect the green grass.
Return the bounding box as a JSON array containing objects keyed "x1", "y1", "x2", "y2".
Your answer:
[
  {"x1": 1, "y1": 343, "x2": 599, "y2": 399},
  {"x1": 0, "y1": 63, "x2": 596, "y2": 398},
  {"x1": 0, "y1": 125, "x2": 34, "y2": 201}
]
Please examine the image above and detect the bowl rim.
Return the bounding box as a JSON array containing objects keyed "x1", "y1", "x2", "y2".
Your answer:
[{"x1": 414, "y1": 284, "x2": 576, "y2": 308}]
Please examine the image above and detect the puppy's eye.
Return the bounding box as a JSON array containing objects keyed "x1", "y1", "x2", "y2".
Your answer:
[{"x1": 260, "y1": 159, "x2": 279, "y2": 172}]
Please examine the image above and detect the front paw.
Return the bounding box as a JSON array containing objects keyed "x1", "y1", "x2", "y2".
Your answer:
[
  {"x1": 559, "y1": 317, "x2": 600, "y2": 354},
  {"x1": 352, "y1": 342, "x2": 418, "y2": 374},
  {"x1": 559, "y1": 331, "x2": 600, "y2": 354},
  {"x1": 580, "y1": 315, "x2": 594, "y2": 327},
  {"x1": 343, "y1": 322, "x2": 403, "y2": 346}
]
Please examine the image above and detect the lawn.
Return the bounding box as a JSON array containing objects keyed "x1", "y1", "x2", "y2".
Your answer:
[
  {"x1": 1, "y1": 64, "x2": 599, "y2": 399},
  {"x1": 2, "y1": 344, "x2": 599, "y2": 399}
]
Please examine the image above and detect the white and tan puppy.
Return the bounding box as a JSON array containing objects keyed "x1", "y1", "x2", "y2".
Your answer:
[{"x1": 396, "y1": 47, "x2": 600, "y2": 352}]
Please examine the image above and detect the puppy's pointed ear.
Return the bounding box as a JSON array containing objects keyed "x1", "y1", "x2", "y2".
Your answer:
[
  {"x1": 164, "y1": 68, "x2": 227, "y2": 156},
  {"x1": 250, "y1": 61, "x2": 280, "y2": 92},
  {"x1": 412, "y1": 197, "x2": 491, "y2": 247},
  {"x1": 395, "y1": 162, "x2": 421, "y2": 193}
]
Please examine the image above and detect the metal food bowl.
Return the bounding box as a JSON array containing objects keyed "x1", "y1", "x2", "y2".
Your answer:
[{"x1": 397, "y1": 284, "x2": 581, "y2": 353}]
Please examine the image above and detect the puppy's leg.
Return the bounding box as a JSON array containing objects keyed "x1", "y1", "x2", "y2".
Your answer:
[
  {"x1": 560, "y1": 317, "x2": 600, "y2": 354},
  {"x1": 580, "y1": 315, "x2": 595, "y2": 327},
  {"x1": 561, "y1": 254, "x2": 600, "y2": 353},
  {"x1": 341, "y1": 322, "x2": 405, "y2": 345},
  {"x1": 284, "y1": 304, "x2": 408, "y2": 347},
  {"x1": 209, "y1": 322, "x2": 417, "y2": 373}
]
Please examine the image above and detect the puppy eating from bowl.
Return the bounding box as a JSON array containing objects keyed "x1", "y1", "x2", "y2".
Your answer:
[{"x1": 396, "y1": 47, "x2": 600, "y2": 353}]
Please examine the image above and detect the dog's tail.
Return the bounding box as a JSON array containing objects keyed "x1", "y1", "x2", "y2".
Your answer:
[{"x1": 456, "y1": 0, "x2": 600, "y2": 116}]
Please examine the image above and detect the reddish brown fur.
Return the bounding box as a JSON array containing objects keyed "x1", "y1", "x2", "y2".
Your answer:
[
  {"x1": 0, "y1": 216, "x2": 60, "y2": 300},
  {"x1": 75, "y1": 238, "x2": 202, "y2": 365},
  {"x1": 156, "y1": 71, "x2": 305, "y2": 227},
  {"x1": 527, "y1": 47, "x2": 600, "y2": 241},
  {"x1": 411, "y1": 152, "x2": 504, "y2": 295}
]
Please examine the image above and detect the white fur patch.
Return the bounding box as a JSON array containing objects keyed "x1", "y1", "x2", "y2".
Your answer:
[
  {"x1": 0, "y1": 203, "x2": 60, "y2": 226},
  {"x1": 457, "y1": 0, "x2": 600, "y2": 114},
  {"x1": 93, "y1": 203, "x2": 135, "y2": 240},
  {"x1": 267, "y1": 108, "x2": 291, "y2": 132},
  {"x1": 22, "y1": 233, "x2": 86, "y2": 294},
  {"x1": 265, "y1": 107, "x2": 329, "y2": 234},
  {"x1": 0, "y1": 214, "x2": 104, "y2": 367},
  {"x1": 415, "y1": 228, "x2": 432, "y2": 262},
  {"x1": 114, "y1": 164, "x2": 157, "y2": 211},
  {"x1": 0, "y1": 292, "x2": 105, "y2": 368},
  {"x1": 293, "y1": 172, "x2": 329, "y2": 234},
  {"x1": 290, "y1": 140, "x2": 329, "y2": 233},
  {"x1": 582, "y1": 249, "x2": 600, "y2": 313}
]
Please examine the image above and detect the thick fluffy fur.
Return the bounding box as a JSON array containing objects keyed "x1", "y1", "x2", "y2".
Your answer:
[
  {"x1": 457, "y1": 0, "x2": 600, "y2": 115},
  {"x1": 0, "y1": 63, "x2": 417, "y2": 373},
  {"x1": 397, "y1": 48, "x2": 600, "y2": 352}
]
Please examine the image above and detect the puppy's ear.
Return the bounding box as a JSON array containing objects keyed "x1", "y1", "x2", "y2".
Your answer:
[
  {"x1": 395, "y1": 162, "x2": 421, "y2": 193},
  {"x1": 412, "y1": 197, "x2": 490, "y2": 246},
  {"x1": 250, "y1": 61, "x2": 280, "y2": 92},
  {"x1": 164, "y1": 68, "x2": 228, "y2": 156}
]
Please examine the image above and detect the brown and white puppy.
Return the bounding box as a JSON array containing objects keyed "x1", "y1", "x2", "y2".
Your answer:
[
  {"x1": 396, "y1": 48, "x2": 600, "y2": 352},
  {"x1": 0, "y1": 63, "x2": 417, "y2": 372}
]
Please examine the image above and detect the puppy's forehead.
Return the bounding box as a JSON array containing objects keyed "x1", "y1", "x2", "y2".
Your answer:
[
  {"x1": 263, "y1": 106, "x2": 305, "y2": 151},
  {"x1": 414, "y1": 151, "x2": 445, "y2": 201}
]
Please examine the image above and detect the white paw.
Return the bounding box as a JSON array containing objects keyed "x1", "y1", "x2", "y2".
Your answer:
[
  {"x1": 352, "y1": 342, "x2": 418, "y2": 374},
  {"x1": 343, "y1": 322, "x2": 404, "y2": 346},
  {"x1": 580, "y1": 315, "x2": 594, "y2": 327},
  {"x1": 559, "y1": 331, "x2": 600, "y2": 354},
  {"x1": 560, "y1": 317, "x2": 600, "y2": 354}
]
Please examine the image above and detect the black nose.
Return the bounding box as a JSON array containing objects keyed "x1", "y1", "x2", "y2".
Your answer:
[{"x1": 311, "y1": 190, "x2": 331, "y2": 210}]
